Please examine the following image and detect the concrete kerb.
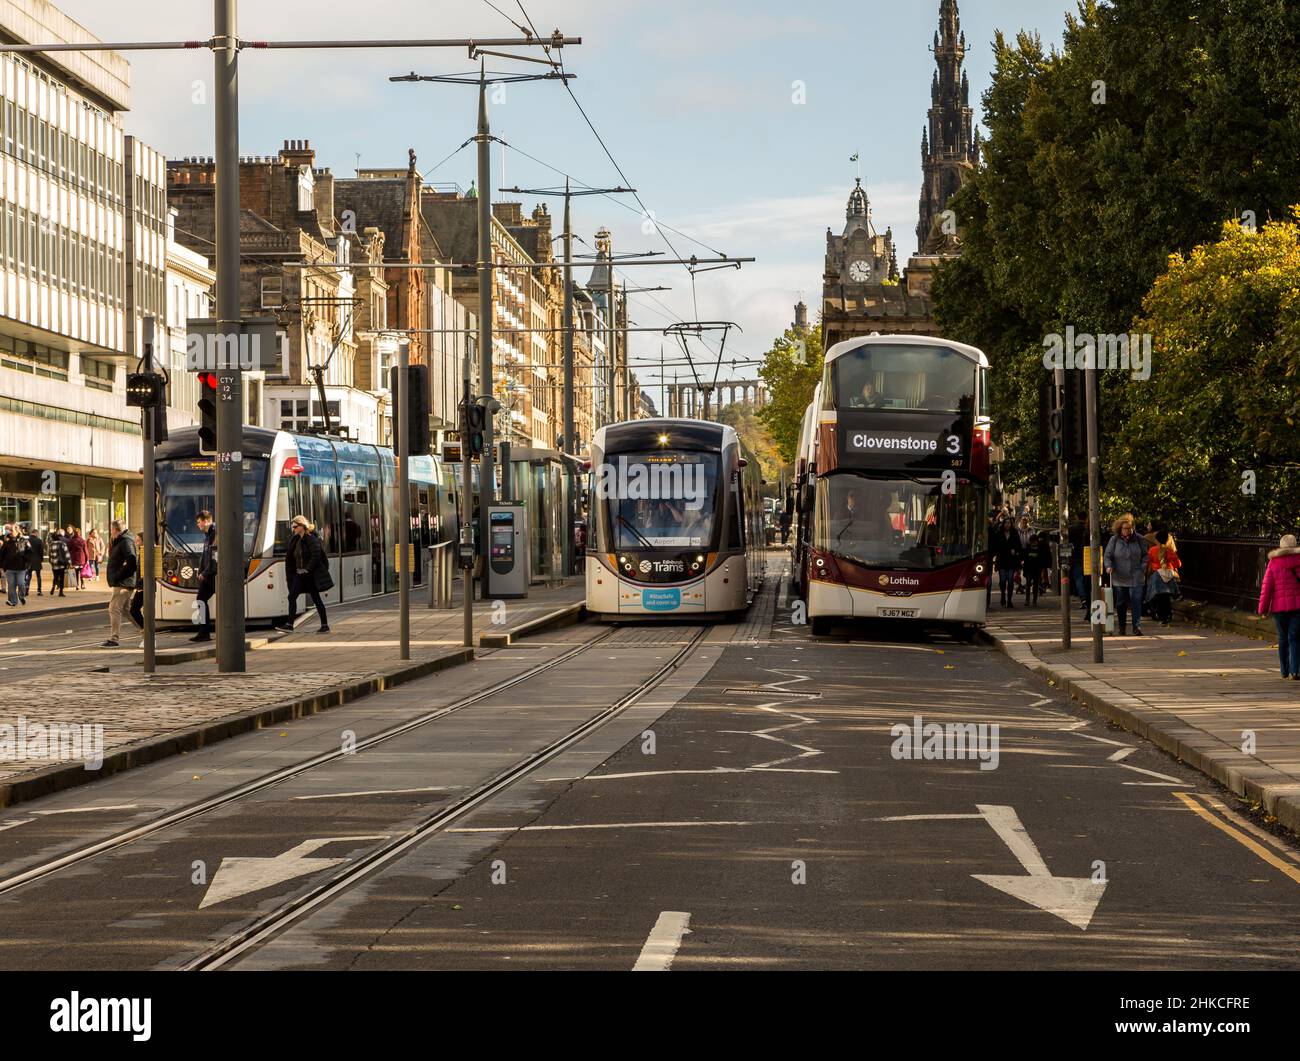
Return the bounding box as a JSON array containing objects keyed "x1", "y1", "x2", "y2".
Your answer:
[
  {"x1": 0, "y1": 600, "x2": 103, "y2": 624},
  {"x1": 478, "y1": 603, "x2": 587, "y2": 648},
  {"x1": 0, "y1": 599, "x2": 594, "y2": 811},
  {"x1": 979, "y1": 625, "x2": 1300, "y2": 836}
]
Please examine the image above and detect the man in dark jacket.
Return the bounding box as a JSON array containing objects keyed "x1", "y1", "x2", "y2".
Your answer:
[
  {"x1": 191, "y1": 510, "x2": 217, "y2": 643},
  {"x1": 23, "y1": 529, "x2": 44, "y2": 597},
  {"x1": 2, "y1": 529, "x2": 30, "y2": 606},
  {"x1": 990, "y1": 517, "x2": 1024, "y2": 608},
  {"x1": 103, "y1": 519, "x2": 138, "y2": 647}
]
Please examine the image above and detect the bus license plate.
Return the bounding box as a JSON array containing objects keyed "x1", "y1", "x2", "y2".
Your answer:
[{"x1": 877, "y1": 607, "x2": 919, "y2": 619}]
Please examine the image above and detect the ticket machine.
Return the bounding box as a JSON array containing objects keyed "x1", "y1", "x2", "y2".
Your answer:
[{"x1": 486, "y1": 504, "x2": 530, "y2": 599}]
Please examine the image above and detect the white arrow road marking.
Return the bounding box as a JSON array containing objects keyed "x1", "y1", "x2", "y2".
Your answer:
[
  {"x1": 971, "y1": 805, "x2": 1106, "y2": 931},
  {"x1": 199, "y1": 835, "x2": 389, "y2": 909},
  {"x1": 633, "y1": 911, "x2": 691, "y2": 971},
  {"x1": 1115, "y1": 762, "x2": 1181, "y2": 783},
  {"x1": 1107, "y1": 747, "x2": 1135, "y2": 762}
]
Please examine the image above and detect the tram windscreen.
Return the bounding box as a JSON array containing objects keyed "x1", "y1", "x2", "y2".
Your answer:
[
  {"x1": 815, "y1": 474, "x2": 986, "y2": 569},
  {"x1": 600, "y1": 452, "x2": 720, "y2": 550},
  {"x1": 155, "y1": 457, "x2": 268, "y2": 559},
  {"x1": 830, "y1": 343, "x2": 976, "y2": 413}
]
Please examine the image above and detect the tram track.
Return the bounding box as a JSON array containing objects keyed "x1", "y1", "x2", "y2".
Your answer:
[
  {"x1": 183, "y1": 622, "x2": 715, "y2": 970},
  {"x1": 0, "y1": 623, "x2": 622, "y2": 899}
]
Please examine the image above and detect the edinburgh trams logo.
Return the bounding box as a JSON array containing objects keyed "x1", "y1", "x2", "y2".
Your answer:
[{"x1": 595, "y1": 456, "x2": 706, "y2": 510}]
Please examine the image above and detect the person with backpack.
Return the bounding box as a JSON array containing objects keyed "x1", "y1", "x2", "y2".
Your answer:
[
  {"x1": 275, "y1": 515, "x2": 333, "y2": 633},
  {"x1": 1, "y1": 529, "x2": 30, "y2": 607},
  {"x1": 1258, "y1": 533, "x2": 1300, "y2": 680},
  {"x1": 102, "y1": 519, "x2": 138, "y2": 648}
]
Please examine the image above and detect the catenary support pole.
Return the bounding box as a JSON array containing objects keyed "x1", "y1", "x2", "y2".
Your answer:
[
  {"x1": 142, "y1": 316, "x2": 157, "y2": 674},
  {"x1": 397, "y1": 339, "x2": 411, "y2": 661},
  {"x1": 1085, "y1": 363, "x2": 1104, "y2": 663},
  {"x1": 1056, "y1": 365, "x2": 1070, "y2": 651},
  {"x1": 214, "y1": 0, "x2": 245, "y2": 672}
]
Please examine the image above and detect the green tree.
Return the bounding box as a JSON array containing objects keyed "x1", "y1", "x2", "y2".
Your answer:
[
  {"x1": 716, "y1": 400, "x2": 786, "y2": 486},
  {"x1": 1110, "y1": 213, "x2": 1300, "y2": 531},
  {"x1": 757, "y1": 326, "x2": 823, "y2": 463},
  {"x1": 932, "y1": 0, "x2": 1300, "y2": 519}
]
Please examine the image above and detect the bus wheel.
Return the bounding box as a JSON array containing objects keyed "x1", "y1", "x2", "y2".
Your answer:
[{"x1": 810, "y1": 617, "x2": 833, "y2": 637}]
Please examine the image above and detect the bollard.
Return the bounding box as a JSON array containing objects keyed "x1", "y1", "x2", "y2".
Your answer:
[{"x1": 428, "y1": 543, "x2": 455, "y2": 609}]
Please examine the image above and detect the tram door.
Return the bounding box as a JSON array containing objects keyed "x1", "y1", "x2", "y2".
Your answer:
[
  {"x1": 368, "y1": 478, "x2": 383, "y2": 595},
  {"x1": 413, "y1": 485, "x2": 430, "y2": 587}
]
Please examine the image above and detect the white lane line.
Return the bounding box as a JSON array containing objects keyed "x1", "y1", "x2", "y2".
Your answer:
[
  {"x1": 538, "y1": 767, "x2": 839, "y2": 782},
  {"x1": 449, "y1": 821, "x2": 757, "y2": 833},
  {"x1": 1107, "y1": 747, "x2": 1136, "y2": 762},
  {"x1": 872, "y1": 813, "x2": 986, "y2": 822},
  {"x1": 1123, "y1": 781, "x2": 1184, "y2": 786},
  {"x1": 1076, "y1": 733, "x2": 1130, "y2": 747},
  {"x1": 1116, "y1": 762, "x2": 1182, "y2": 783},
  {"x1": 290, "y1": 786, "x2": 450, "y2": 801},
  {"x1": 30, "y1": 804, "x2": 141, "y2": 816},
  {"x1": 1028, "y1": 698, "x2": 1054, "y2": 708},
  {"x1": 0, "y1": 819, "x2": 33, "y2": 833},
  {"x1": 633, "y1": 911, "x2": 691, "y2": 972}
]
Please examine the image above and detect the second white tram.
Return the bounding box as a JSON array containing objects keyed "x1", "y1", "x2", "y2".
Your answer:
[{"x1": 585, "y1": 419, "x2": 765, "y2": 621}]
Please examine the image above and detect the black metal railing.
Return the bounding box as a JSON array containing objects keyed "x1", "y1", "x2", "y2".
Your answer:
[{"x1": 1172, "y1": 535, "x2": 1277, "y2": 612}]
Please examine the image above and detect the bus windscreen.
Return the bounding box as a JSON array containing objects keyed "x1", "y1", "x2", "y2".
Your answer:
[
  {"x1": 815, "y1": 474, "x2": 986, "y2": 569},
  {"x1": 830, "y1": 343, "x2": 976, "y2": 414}
]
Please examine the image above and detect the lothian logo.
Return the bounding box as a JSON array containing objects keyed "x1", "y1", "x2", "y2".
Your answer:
[{"x1": 879, "y1": 574, "x2": 921, "y2": 588}]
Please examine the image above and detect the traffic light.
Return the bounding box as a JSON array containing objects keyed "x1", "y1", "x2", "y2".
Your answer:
[
  {"x1": 465, "y1": 400, "x2": 487, "y2": 459},
  {"x1": 1062, "y1": 369, "x2": 1088, "y2": 462},
  {"x1": 198, "y1": 371, "x2": 218, "y2": 455},
  {"x1": 389, "y1": 364, "x2": 431, "y2": 456},
  {"x1": 125, "y1": 373, "x2": 165, "y2": 408}
]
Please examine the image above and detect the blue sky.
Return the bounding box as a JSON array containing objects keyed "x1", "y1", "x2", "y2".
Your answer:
[{"x1": 57, "y1": 0, "x2": 1078, "y2": 388}]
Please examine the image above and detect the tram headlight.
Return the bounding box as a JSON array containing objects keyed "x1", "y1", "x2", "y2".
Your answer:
[
  {"x1": 815, "y1": 557, "x2": 825, "y2": 568},
  {"x1": 975, "y1": 564, "x2": 985, "y2": 574},
  {"x1": 691, "y1": 562, "x2": 701, "y2": 572}
]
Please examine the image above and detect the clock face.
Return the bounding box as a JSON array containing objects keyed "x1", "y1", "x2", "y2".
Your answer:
[{"x1": 848, "y1": 259, "x2": 872, "y2": 282}]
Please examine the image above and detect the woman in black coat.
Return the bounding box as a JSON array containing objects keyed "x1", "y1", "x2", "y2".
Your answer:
[{"x1": 277, "y1": 516, "x2": 334, "y2": 633}]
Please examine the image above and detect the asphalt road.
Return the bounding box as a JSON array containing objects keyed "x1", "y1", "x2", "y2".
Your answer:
[{"x1": 1, "y1": 568, "x2": 1297, "y2": 971}]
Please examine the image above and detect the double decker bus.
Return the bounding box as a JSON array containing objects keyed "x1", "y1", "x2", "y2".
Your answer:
[{"x1": 793, "y1": 335, "x2": 992, "y2": 637}]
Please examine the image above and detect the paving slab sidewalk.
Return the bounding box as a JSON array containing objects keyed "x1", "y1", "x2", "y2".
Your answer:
[
  {"x1": 0, "y1": 580, "x2": 586, "y2": 807},
  {"x1": 981, "y1": 600, "x2": 1300, "y2": 833}
]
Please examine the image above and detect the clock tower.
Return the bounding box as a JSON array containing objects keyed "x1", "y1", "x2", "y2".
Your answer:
[{"x1": 823, "y1": 178, "x2": 896, "y2": 291}]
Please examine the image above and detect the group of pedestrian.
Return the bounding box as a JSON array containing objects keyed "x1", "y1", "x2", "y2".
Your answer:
[
  {"x1": 1063, "y1": 513, "x2": 1183, "y2": 635},
  {"x1": 988, "y1": 510, "x2": 1053, "y2": 609},
  {"x1": 0, "y1": 523, "x2": 116, "y2": 606}
]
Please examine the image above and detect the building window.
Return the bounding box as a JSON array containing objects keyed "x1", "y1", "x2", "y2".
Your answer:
[
  {"x1": 0, "y1": 337, "x2": 69, "y2": 380},
  {"x1": 81, "y1": 357, "x2": 116, "y2": 392},
  {"x1": 260, "y1": 275, "x2": 283, "y2": 309}
]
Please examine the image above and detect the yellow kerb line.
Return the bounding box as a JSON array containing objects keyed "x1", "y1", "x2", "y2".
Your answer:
[{"x1": 1172, "y1": 791, "x2": 1300, "y2": 885}]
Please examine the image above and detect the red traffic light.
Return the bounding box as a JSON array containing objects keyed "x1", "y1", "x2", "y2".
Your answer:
[{"x1": 199, "y1": 372, "x2": 219, "y2": 390}]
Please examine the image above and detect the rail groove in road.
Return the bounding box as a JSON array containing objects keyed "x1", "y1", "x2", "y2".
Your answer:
[
  {"x1": 182, "y1": 623, "x2": 715, "y2": 970},
  {"x1": 0, "y1": 624, "x2": 620, "y2": 900}
]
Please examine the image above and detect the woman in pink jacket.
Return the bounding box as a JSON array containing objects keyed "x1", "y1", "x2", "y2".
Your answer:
[{"x1": 1258, "y1": 534, "x2": 1300, "y2": 680}]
